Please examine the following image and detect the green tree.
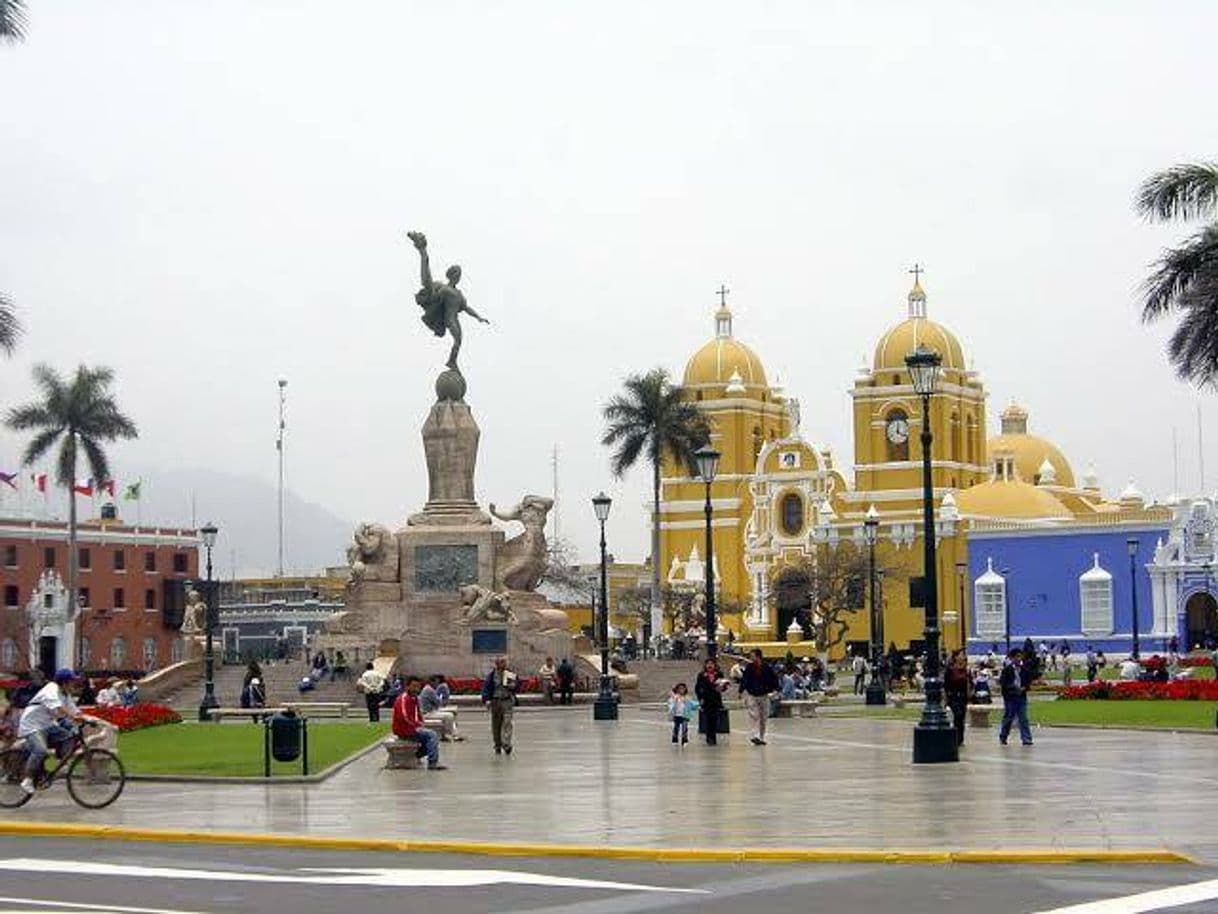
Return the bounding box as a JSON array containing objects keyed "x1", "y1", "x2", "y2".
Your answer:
[
  {"x1": 0, "y1": 0, "x2": 27, "y2": 43},
  {"x1": 602, "y1": 368, "x2": 708, "y2": 638},
  {"x1": 0, "y1": 294, "x2": 19, "y2": 356},
  {"x1": 1136, "y1": 162, "x2": 1218, "y2": 385},
  {"x1": 6, "y1": 365, "x2": 138, "y2": 666}
]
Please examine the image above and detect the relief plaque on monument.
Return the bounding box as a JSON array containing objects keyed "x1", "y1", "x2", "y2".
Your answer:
[
  {"x1": 415, "y1": 544, "x2": 480, "y2": 592},
  {"x1": 471, "y1": 628, "x2": 508, "y2": 654}
]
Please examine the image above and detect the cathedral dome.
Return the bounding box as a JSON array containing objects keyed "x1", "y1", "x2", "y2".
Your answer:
[
  {"x1": 872, "y1": 278, "x2": 966, "y2": 371},
  {"x1": 955, "y1": 478, "x2": 1072, "y2": 521},
  {"x1": 986, "y1": 401, "x2": 1076, "y2": 489},
  {"x1": 683, "y1": 304, "x2": 769, "y2": 397}
]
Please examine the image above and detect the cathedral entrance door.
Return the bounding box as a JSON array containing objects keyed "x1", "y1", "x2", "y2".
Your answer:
[
  {"x1": 775, "y1": 571, "x2": 812, "y2": 641},
  {"x1": 1185, "y1": 592, "x2": 1218, "y2": 650}
]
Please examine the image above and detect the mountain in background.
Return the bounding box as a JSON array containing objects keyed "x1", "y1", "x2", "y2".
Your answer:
[{"x1": 115, "y1": 466, "x2": 354, "y2": 578}]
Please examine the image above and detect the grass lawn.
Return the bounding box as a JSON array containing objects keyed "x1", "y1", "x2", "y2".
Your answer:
[
  {"x1": 118, "y1": 721, "x2": 390, "y2": 777},
  {"x1": 1035, "y1": 700, "x2": 1218, "y2": 731}
]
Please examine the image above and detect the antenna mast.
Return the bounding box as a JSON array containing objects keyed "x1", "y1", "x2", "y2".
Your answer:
[{"x1": 277, "y1": 378, "x2": 287, "y2": 577}]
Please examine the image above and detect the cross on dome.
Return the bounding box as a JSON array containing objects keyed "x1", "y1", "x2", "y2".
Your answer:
[{"x1": 907, "y1": 263, "x2": 927, "y2": 318}]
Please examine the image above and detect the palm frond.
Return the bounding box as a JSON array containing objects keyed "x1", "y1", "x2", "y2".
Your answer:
[
  {"x1": 1165, "y1": 298, "x2": 1218, "y2": 387},
  {"x1": 0, "y1": 0, "x2": 27, "y2": 43},
  {"x1": 80, "y1": 435, "x2": 110, "y2": 487},
  {"x1": 6, "y1": 403, "x2": 57, "y2": 432},
  {"x1": 20, "y1": 427, "x2": 62, "y2": 466},
  {"x1": 55, "y1": 434, "x2": 77, "y2": 490},
  {"x1": 0, "y1": 293, "x2": 20, "y2": 355},
  {"x1": 608, "y1": 430, "x2": 648, "y2": 479},
  {"x1": 1137, "y1": 162, "x2": 1218, "y2": 223},
  {"x1": 1140, "y1": 226, "x2": 1218, "y2": 320}
]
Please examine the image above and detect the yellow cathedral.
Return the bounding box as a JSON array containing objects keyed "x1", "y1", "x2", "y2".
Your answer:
[{"x1": 658, "y1": 276, "x2": 1162, "y2": 658}]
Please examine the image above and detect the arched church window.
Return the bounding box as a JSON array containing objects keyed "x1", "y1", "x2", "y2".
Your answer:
[
  {"x1": 143, "y1": 638, "x2": 158, "y2": 670},
  {"x1": 80, "y1": 637, "x2": 91, "y2": 666},
  {"x1": 885, "y1": 409, "x2": 910, "y2": 462},
  {"x1": 1079, "y1": 554, "x2": 1114, "y2": 636},
  {"x1": 966, "y1": 415, "x2": 977, "y2": 464},
  {"x1": 780, "y1": 493, "x2": 804, "y2": 536},
  {"x1": 110, "y1": 637, "x2": 127, "y2": 669},
  {"x1": 1, "y1": 638, "x2": 16, "y2": 669}
]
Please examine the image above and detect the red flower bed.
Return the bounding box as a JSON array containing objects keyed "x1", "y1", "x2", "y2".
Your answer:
[
  {"x1": 444, "y1": 676, "x2": 542, "y2": 695},
  {"x1": 1058, "y1": 680, "x2": 1218, "y2": 701},
  {"x1": 85, "y1": 703, "x2": 182, "y2": 732}
]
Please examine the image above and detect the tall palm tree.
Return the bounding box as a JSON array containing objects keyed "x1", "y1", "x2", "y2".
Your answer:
[
  {"x1": 1136, "y1": 161, "x2": 1218, "y2": 385},
  {"x1": 0, "y1": 294, "x2": 19, "y2": 356},
  {"x1": 6, "y1": 364, "x2": 138, "y2": 667},
  {"x1": 0, "y1": 0, "x2": 27, "y2": 42},
  {"x1": 602, "y1": 368, "x2": 708, "y2": 639}
]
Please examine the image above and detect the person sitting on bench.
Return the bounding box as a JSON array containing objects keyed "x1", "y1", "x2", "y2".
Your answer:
[{"x1": 392, "y1": 676, "x2": 446, "y2": 771}]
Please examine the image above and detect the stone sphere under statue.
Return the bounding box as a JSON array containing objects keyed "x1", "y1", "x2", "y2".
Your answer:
[{"x1": 435, "y1": 369, "x2": 467, "y2": 402}]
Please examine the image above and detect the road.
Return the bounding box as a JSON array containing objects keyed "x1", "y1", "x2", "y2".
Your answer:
[{"x1": 0, "y1": 837, "x2": 1216, "y2": 913}]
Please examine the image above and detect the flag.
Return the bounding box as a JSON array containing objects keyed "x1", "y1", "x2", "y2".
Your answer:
[
  {"x1": 0, "y1": 472, "x2": 16, "y2": 490},
  {"x1": 32, "y1": 473, "x2": 47, "y2": 493},
  {"x1": 73, "y1": 479, "x2": 93, "y2": 497},
  {"x1": 124, "y1": 480, "x2": 142, "y2": 501},
  {"x1": 99, "y1": 479, "x2": 116, "y2": 497}
]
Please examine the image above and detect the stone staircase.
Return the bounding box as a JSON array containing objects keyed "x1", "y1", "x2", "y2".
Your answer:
[
  {"x1": 626, "y1": 659, "x2": 709, "y2": 702},
  {"x1": 163, "y1": 658, "x2": 361, "y2": 714}
]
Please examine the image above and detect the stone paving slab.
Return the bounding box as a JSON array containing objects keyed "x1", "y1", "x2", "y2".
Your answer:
[{"x1": 3, "y1": 709, "x2": 1213, "y2": 861}]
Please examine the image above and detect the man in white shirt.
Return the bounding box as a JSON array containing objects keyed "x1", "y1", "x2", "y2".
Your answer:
[
  {"x1": 1119, "y1": 657, "x2": 1141, "y2": 681},
  {"x1": 356, "y1": 663, "x2": 386, "y2": 723},
  {"x1": 17, "y1": 669, "x2": 85, "y2": 794}
]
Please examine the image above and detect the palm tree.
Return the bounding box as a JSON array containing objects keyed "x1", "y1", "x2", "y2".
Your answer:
[
  {"x1": 0, "y1": 0, "x2": 27, "y2": 42},
  {"x1": 1136, "y1": 162, "x2": 1218, "y2": 385},
  {"x1": 602, "y1": 368, "x2": 708, "y2": 640},
  {"x1": 0, "y1": 294, "x2": 21, "y2": 356},
  {"x1": 6, "y1": 364, "x2": 138, "y2": 666}
]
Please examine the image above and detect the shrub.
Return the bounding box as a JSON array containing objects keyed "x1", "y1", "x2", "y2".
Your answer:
[
  {"x1": 86, "y1": 702, "x2": 182, "y2": 731},
  {"x1": 1057, "y1": 680, "x2": 1218, "y2": 701}
]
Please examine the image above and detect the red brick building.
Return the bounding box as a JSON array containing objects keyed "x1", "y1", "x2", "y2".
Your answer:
[{"x1": 0, "y1": 513, "x2": 199, "y2": 677}]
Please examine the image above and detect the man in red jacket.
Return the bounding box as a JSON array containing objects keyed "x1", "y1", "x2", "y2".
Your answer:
[{"x1": 392, "y1": 676, "x2": 446, "y2": 770}]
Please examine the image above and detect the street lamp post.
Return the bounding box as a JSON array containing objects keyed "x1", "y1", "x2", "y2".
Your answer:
[
  {"x1": 694, "y1": 446, "x2": 721, "y2": 660},
  {"x1": 1127, "y1": 537, "x2": 1141, "y2": 661},
  {"x1": 592, "y1": 492, "x2": 618, "y2": 721},
  {"x1": 956, "y1": 561, "x2": 969, "y2": 654},
  {"x1": 197, "y1": 522, "x2": 219, "y2": 723},
  {"x1": 905, "y1": 344, "x2": 957, "y2": 764},
  {"x1": 863, "y1": 505, "x2": 885, "y2": 706},
  {"x1": 1001, "y1": 567, "x2": 1012, "y2": 655}
]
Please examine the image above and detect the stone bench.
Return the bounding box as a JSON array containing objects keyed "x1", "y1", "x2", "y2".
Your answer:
[
  {"x1": 383, "y1": 737, "x2": 423, "y2": 770},
  {"x1": 282, "y1": 701, "x2": 352, "y2": 718},
  {"x1": 968, "y1": 704, "x2": 996, "y2": 728},
  {"x1": 772, "y1": 699, "x2": 819, "y2": 719},
  {"x1": 890, "y1": 695, "x2": 906, "y2": 709},
  {"x1": 206, "y1": 707, "x2": 286, "y2": 722}
]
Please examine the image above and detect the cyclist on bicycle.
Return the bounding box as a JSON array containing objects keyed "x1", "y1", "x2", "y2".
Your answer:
[{"x1": 17, "y1": 668, "x2": 86, "y2": 795}]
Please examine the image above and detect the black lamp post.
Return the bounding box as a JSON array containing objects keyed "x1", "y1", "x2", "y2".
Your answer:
[
  {"x1": 905, "y1": 344, "x2": 957, "y2": 764},
  {"x1": 197, "y1": 522, "x2": 219, "y2": 723},
  {"x1": 863, "y1": 505, "x2": 886, "y2": 706},
  {"x1": 1127, "y1": 537, "x2": 1141, "y2": 661},
  {"x1": 592, "y1": 492, "x2": 618, "y2": 721},
  {"x1": 694, "y1": 446, "x2": 721, "y2": 660},
  {"x1": 1001, "y1": 567, "x2": 1012, "y2": 655},
  {"x1": 956, "y1": 561, "x2": 968, "y2": 653}
]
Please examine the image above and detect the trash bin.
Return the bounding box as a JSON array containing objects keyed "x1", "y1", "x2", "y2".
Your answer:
[{"x1": 270, "y1": 711, "x2": 301, "y2": 762}]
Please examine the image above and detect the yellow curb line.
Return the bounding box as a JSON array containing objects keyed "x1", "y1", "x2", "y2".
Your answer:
[{"x1": 0, "y1": 821, "x2": 1196, "y2": 865}]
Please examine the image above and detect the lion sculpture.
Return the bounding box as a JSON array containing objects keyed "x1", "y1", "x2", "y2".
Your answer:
[
  {"x1": 488, "y1": 495, "x2": 554, "y2": 592},
  {"x1": 346, "y1": 522, "x2": 399, "y2": 585},
  {"x1": 458, "y1": 584, "x2": 514, "y2": 625}
]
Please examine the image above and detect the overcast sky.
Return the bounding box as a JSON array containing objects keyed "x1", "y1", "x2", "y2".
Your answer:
[{"x1": 2, "y1": 1, "x2": 1217, "y2": 570}]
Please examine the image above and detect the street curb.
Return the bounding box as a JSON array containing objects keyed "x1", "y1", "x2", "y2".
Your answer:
[{"x1": 0, "y1": 822, "x2": 1195, "y2": 865}]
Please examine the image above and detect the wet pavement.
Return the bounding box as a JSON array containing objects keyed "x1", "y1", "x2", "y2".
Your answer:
[{"x1": 3, "y1": 708, "x2": 1213, "y2": 860}]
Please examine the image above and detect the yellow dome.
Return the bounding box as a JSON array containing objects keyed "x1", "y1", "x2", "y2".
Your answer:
[
  {"x1": 955, "y1": 479, "x2": 1072, "y2": 521},
  {"x1": 987, "y1": 402, "x2": 1076, "y2": 488},
  {"x1": 682, "y1": 304, "x2": 769, "y2": 396},
  {"x1": 872, "y1": 279, "x2": 965, "y2": 371}
]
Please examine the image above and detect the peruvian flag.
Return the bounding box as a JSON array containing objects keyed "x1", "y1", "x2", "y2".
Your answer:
[
  {"x1": 73, "y1": 479, "x2": 93, "y2": 497},
  {"x1": 99, "y1": 479, "x2": 116, "y2": 497},
  {"x1": 32, "y1": 473, "x2": 47, "y2": 493}
]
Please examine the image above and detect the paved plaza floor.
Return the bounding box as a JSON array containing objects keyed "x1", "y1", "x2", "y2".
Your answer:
[{"x1": 3, "y1": 708, "x2": 1214, "y2": 861}]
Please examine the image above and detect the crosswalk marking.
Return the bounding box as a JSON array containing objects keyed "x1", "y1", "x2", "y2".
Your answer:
[{"x1": 1033, "y1": 878, "x2": 1218, "y2": 913}]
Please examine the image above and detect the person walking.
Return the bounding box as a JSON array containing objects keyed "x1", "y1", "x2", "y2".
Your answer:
[
  {"x1": 943, "y1": 650, "x2": 971, "y2": 746},
  {"x1": 667, "y1": 683, "x2": 697, "y2": 747},
  {"x1": 998, "y1": 648, "x2": 1034, "y2": 746},
  {"x1": 739, "y1": 649, "x2": 780, "y2": 746},
  {"x1": 481, "y1": 657, "x2": 518, "y2": 755},
  {"x1": 694, "y1": 658, "x2": 727, "y2": 746},
  {"x1": 556, "y1": 658, "x2": 575, "y2": 705},
  {"x1": 851, "y1": 653, "x2": 867, "y2": 695},
  {"x1": 356, "y1": 662, "x2": 385, "y2": 723},
  {"x1": 1085, "y1": 646, "x2": 1098, "y2": 682}
]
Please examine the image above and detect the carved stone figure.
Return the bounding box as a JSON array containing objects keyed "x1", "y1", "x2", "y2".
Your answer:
[
  {"x1": 458, "y1": 584, "x2": 514, "y2": 625},
  {"x1": 181, "y1": 588, "x2": 205, "y2": 634},
  {"x1": 407, "y1": 231, "x2": 489, "y2": 372},
  {"x1": 346, "y1": 522, "x2": 400, "y2": 585},
  {"x1": 489, "y1": 495, "x2": 555, "y2": 592}
]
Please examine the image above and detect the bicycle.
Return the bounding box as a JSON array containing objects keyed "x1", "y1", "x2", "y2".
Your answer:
[{"x1": 0, "y1": 722, "x2": 126, "y2": 809}]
